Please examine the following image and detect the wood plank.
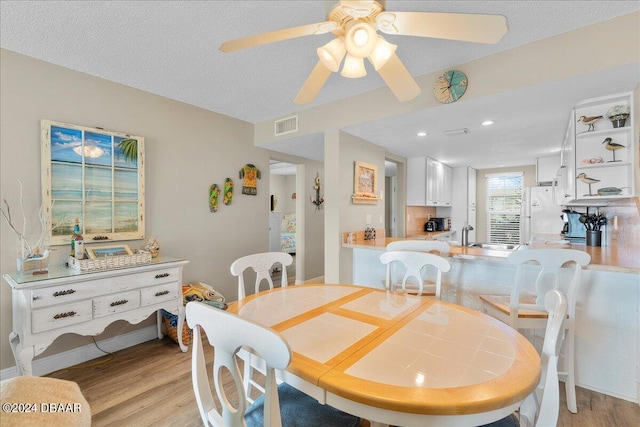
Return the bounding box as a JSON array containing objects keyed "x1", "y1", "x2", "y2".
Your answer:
[{"x1": 46, "y1": 337, "x2": 640, "y2": 426}]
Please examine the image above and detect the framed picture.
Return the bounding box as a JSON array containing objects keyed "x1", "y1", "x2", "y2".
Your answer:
[
  {"x1": 41, "y1": 120, "x2": 145, "y2": 246},
  {"x1": 86, "y1": 244, "x2": 133, "y2": 260},
  {"x1": 353, "y1": 161, "x2": 378, "y2": 203}
]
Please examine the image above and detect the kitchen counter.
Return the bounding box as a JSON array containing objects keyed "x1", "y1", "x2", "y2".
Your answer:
[
  {"x1": 343, "y1": 236, "x2": 640, "y2": 403},
  {"x1": 343, "y1": 237, "x2": 640, "y2": 274}
]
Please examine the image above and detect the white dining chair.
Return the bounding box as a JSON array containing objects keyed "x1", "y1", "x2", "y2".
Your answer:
[
  {"x1": 481, "y1": 289, "x2": 568, "y2": 427},
  {"x1": 230, "y1": 252, "x2": 293, "y2": 300},
  {"x1": 380, "y1": 250, "x2": 451, "y2": 298},
  {"x1": 478, "y1": 248, "x2": 590, "y2": 414},
  {"x1": 230, "y1": 251, "x2": 293, "y2": 405},
  {"x1": 186, "y1": 301, "x2": 364, "y2": 427}
]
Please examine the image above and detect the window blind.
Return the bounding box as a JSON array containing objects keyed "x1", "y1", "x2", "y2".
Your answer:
[{"x1": 485, "y1": 173, "x2": 523, "y2": 244}]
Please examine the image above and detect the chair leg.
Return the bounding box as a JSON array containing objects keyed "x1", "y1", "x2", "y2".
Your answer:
[
  {"x1": 564, "y1": 328, "x2": 577, "y2": 413},
  {"x1": 243, "y1": 352, "x2": 253, "y2": 404}
]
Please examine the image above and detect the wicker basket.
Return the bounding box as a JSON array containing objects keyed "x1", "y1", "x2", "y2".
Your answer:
[
  {"x1": 68, "y1": 252, "x2": 152, "y2": 272},
  {"x1": 162, "y1": 310, "x2": 193, "y2": 346}
]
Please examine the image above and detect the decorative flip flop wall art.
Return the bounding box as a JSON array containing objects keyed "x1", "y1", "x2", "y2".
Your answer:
[
  {"x1": 209, "y1": 184, "x2": 220, "y2": 213},
  {"x1": 223, "y1": 178, "x2": 234, "y2": 205}
]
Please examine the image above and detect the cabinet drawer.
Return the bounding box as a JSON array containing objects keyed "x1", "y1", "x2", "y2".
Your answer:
[
  {"x1": 140, "y1": 283, "x2": 180, "y2": 307},
  {"x1": 32, "y1": 283, "x2": 95, "y2": 309},
  {"x1": 129, "y1": 267, "x2": 181, "y2": 287},
  {"x1": 31, "y1": 267, "x2": 181, "y2": 309},
  {"x1": 32, "y1": 301, "x2": 93, "y2": 334},
  {"x1": 93, "y1": 290, "x2": 141, "y2": 319}
]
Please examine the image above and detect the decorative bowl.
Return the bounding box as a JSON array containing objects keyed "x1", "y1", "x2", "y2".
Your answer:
[{"x1": 597, "y1": 187, "x2": 622, "y2": 196}]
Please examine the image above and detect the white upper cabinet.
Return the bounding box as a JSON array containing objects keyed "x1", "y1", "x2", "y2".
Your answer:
[
  {"x1": 407, "y1": 156, "x2": 427, "y2": 206},
  {"x1": 407, "y1": 157, "x2": 453, "y2": 207}
]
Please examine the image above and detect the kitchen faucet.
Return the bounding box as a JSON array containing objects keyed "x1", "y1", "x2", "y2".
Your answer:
[{"x1": 461, "y1": 223, "x2": 474, "y2": 247}]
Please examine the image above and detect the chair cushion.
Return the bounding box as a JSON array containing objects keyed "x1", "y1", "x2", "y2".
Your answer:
[
  {"x1": 478, "y1": 413, "x2": 520, "y2": 427},
  {"x1": 245, "y1": 382, "x2": 361, "y2": 427}
]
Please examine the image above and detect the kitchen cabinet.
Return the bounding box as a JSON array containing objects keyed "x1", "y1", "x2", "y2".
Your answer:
[
  {"x1": 536, "y1": 155, "x2": 560, "y2": 184},
  {"x1": 557, "y1": 92, "x2": 635, "y2": 204},
  {"x1": 451, "y1": 166, "x2": 476, "y2": 237},
  {"x1": 426, "y1": 157, "x2": 452, "y2": 206},
  {"x1": 406, "y1": 157, "x2": 427, "y2": 205},
  {"x1": 407, "y1": 157, "x2": 452, "y2": 207}
]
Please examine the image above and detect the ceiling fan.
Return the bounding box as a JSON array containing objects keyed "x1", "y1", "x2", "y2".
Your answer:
[{"x1": 219, "y1": 0, "x2": 508, "y2": 105}]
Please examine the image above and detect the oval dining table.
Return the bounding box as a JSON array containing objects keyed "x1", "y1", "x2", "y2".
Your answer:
[{"x1": 227, "y1": 284, "x2": 541, "y2": 427}]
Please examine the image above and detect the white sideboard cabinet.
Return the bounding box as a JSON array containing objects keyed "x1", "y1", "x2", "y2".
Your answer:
[{"x1": 3, "y1": 256, "x2": 189, "y2": 375}]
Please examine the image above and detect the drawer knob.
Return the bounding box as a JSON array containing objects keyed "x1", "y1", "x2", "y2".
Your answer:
[
  {"x1": 53, "y1": 289, "x2": 76, "y2": 297},
  {"x1": 110, "y1": 299, "x2": 129, "y2": 307},
  {"x1": 53, "y1": 311, "x2": 77, "y2": 320},
  {"x1": 155, "y1": 273, "x2": 170, "y2": 279},
  {"x1": 155, "y1": 290, "x2": 170, "y2": 297}
]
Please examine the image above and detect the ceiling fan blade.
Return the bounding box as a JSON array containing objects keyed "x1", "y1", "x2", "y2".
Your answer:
[
  {"x1": 377, "y1": 11, "x2": 508, "y2": 44},
  {"x1": 220, "y1": 21, "x2": 339, "y2": 52},
  {"x1": 376, "y1": 53, "x2": 421, "y2": 102},
  {"x1": 294, "y1": 61, "x2": 332, "y2": 105}
]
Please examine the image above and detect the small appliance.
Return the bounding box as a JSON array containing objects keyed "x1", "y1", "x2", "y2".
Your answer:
[
  {"x1": 425, "y1": 221, "x2": 436, "y2": 232},
  {"x1": 432, "y1": 217, "x2": 450, "y2": 231}
]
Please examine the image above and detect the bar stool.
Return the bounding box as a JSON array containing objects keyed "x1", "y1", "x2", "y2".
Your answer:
[{"x1": 478, "y1": 248, "x2": 590, "y2": 413}]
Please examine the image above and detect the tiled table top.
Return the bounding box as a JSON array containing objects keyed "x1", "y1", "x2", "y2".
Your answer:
[{"x1": 229, "y1": 284, "x2": 540, "y2": 416}]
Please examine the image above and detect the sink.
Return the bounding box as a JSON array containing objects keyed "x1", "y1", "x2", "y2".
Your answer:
[{"x1": 468, "y1": 243, "x2": 520, "y2": 251}]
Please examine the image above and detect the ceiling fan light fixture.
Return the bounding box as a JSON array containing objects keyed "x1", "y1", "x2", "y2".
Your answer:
[
  {"x1": 345, "y1": 21, "x2": 377, "y2": 58},
  {"x1": 317, "y1": 37, "x2": 346, "y2": 72},
  {"x1": 367, "y1": 35, "x2": 397, "y2": 70},
  {"x1": 341, "y1": 54, "x2": 367, "y2": 78}
]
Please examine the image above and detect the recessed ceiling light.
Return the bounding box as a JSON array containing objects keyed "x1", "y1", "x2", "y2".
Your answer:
[
  {"x1": 417, "y1": 131, "x2": 427, "y2": 137},
  {"x1": 481, "y1": 120, "x2": 495, "y2": 126}
]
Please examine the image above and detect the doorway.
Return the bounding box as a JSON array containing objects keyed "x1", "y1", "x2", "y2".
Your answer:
[{"x1": 269, "y1": 160, "x2": 300, "y2": 284}]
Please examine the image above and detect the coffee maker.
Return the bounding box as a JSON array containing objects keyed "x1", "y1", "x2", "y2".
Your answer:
[{"x1": 563, "y1": 210, "x2": 586, "y2": 240}]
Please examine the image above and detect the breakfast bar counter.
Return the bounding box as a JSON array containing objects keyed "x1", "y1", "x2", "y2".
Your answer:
[
  {"x1": 343, "y1": 237, "x2": 640, "y2": 274},
  {"x1": 342, "y1": 236, "x2": 640, "y2": 405}
]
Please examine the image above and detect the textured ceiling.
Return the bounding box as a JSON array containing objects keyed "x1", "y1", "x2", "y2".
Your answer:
[{"x1": 1, "y1": 1, "x2": 639, "y2": 168}]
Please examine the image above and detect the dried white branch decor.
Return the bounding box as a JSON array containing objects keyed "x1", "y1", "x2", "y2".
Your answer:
[{"x1": 1, "y1": 178, "x2": 67, "y2": 271}]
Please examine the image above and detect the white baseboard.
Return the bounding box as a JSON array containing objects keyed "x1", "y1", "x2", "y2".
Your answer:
[{"x1": 0, "y1": 325, "x2": 158, "y2": 380}]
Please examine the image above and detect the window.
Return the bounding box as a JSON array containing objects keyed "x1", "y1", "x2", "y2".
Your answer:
[
  {"x1": 41, "y1": 120, "x2": 145, "y2": 246},
  {"x1": 485, "y1": 172, "x2": 522, "y2": 244}
]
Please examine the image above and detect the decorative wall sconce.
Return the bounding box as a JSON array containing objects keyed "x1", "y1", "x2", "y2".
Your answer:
[{"x1": 310, "y1": 173, "x2": 324, "y2": 210}]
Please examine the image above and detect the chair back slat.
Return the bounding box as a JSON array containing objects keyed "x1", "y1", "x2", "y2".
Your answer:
[
  {"x1": 187, "y1": 302, "x2": 291, "y2": 427},
  {"x1": 380, "y1": 250, "x2": 451, "y2": 297},
  {"x1": 506, "y1": 249, "x2": 590, "y2": 329},
  {"x1": 230, "y1": 252, "x2": 293, "y2": 300}
]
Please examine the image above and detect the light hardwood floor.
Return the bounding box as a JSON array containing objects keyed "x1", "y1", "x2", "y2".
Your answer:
[{"x1": 47, "y1": 337, "x2": 639, "y2": 427}]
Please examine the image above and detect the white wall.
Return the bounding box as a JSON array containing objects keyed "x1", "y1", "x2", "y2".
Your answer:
[
  {"x1": 269, "y1": 174, "x2": 296, "y2": 214},
  {"x1": 0, "y1": 49, "x2": 321, "y2": 370},
  {"x1": 322, "y1": 131, "x2": 386, "y2": 284}
]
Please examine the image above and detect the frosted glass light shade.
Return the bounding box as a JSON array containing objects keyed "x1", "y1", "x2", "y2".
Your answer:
[
  {"x1": 367, "y1": 36, "x2": 397, "y2": 70},
  {"x1": 341, "y1": 54, "x2": 367, "y2": 78},
  {"x1": 344, "y1": 22, "x2": 377, "y2": 58},
  {"x1": 317, "y1": 37, "x2": 346, "y2": 72}
]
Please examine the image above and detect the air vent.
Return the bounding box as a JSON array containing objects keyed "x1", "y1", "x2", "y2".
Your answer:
[
  {"x1": 444, "y1": 128, "x2": 470, "y2": 136},
  {"x1": 274, "y1": 115, "x2": 298, "y2": 136}
]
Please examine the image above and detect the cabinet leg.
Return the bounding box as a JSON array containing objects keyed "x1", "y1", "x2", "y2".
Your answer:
[
  {"x1": 177, "y1": 305, "x2": 187, "y2": 353},
  {"x1": 156, "y1": 310, "x2": 164, "y2": 339},
  {"x1": 9, "y1": 331, "x2": 34, "y2": 376}
]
